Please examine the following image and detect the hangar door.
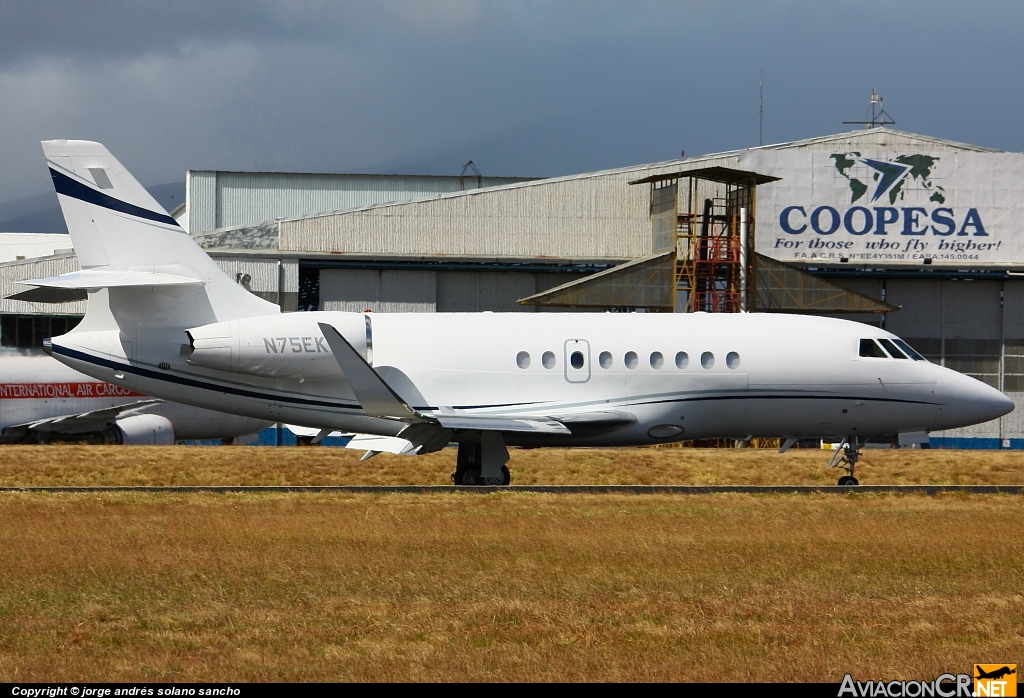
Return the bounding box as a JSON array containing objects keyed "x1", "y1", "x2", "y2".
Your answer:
[
  {"x1": 319, "y1": 269, "x2": 436, "y2": 313},
  {"x1": 436, "y1": 272, "x2": 537, "y2": 312}
]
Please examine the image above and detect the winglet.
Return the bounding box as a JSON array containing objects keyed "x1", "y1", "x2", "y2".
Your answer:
[{"x1": 317, "y1": 322, "x2": 424, "y2": 421}]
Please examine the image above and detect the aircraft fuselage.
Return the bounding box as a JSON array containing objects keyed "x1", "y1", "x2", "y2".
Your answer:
[{"x1": 48, "y1": 310, "x2": 1012, "y2": 446}]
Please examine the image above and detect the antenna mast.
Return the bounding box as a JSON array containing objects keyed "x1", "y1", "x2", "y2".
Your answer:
[
  {"x1": 843, "y1": 88, "x2": 895, "y2": 128},
  {"x1": 458, "y1": 160, "x2": 482, "y2": 191},
  {"x1": 759, "y1": 69, "x2": 764, "y2": 146}
]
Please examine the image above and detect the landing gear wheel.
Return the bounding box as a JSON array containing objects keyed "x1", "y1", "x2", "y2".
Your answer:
[
  {"x1": 827, "y1": 437, "x2": 862, "y2": 486},
  {"x1": 451, "y1": 439, "x2": 511, "y2": 487},
  {"x1": 452, "y1": 467, "x2": 481, "y2": 486},
  {"x1": 452, "y1": 465, "x2": 511, "y2": 486},
  {"x1": 480, "y1": 465, "x2": 511, "y2": 486}
]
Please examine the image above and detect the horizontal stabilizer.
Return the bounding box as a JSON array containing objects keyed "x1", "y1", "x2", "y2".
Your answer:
[
  {"x1": 20, "y1": 269, "x2": 204, "y2": 289},
  {"x1": 6, "y1": 287, "x2": 88, "y2": 303}
]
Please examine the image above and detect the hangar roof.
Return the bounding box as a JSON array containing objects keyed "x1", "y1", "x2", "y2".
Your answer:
[
  {"x1": 755, "y1": 126, "x2": 1002, "y2": 153},
  {"x1": 191, "y1": 127, "x2": 1005, "y2": 263}
]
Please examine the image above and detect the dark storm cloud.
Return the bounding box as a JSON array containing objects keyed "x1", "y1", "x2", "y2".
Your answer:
[
  {"x1": 1, "y1": 0, "x2": 1023, "y2": 220},
  {"x1": 0, "y1": 1, "x2": 378, "y2": 66}
]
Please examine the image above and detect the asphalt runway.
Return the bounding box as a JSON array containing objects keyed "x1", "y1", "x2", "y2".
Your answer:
[{"x1": 1, "y1": 485, "x2": 1021, "y2": 494}]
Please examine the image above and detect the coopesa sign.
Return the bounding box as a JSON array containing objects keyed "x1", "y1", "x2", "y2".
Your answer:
[
  {"x1": 778, "y1": 204, "x2": 986, "y2": 238},
  {"x1": 740, "y1": 150, "x2": 1024, "y2": 265}
]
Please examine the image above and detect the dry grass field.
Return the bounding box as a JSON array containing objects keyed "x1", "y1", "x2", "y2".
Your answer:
[
  {"x1": 0, "y1": 445, "x2": 1021, "y2": 682},
  {"x1": 0, "y1": 491, "x2": 1021, "y2": 682},
  {"x1": 0, "y1": 443, "x2": 1023, "y2": 486}
]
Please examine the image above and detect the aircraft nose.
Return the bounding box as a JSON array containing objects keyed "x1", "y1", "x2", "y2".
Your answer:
[{"x1": 939, "y1": 369, "x2": 1015, "y2": 426}]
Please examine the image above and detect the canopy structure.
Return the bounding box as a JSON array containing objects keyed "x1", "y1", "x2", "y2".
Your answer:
[
  {"x1": 518, "y1": 251, "x2": 675, "y2": 311},
  {"x1": 518, "y1": 252, "x2": 897, "y2": 314},
  {"x1": 628, "y1": 166, "x2": 780, "y2": 188},
  {"x1": 751, "y1": 254, "x2": 897, "y2": 314}
]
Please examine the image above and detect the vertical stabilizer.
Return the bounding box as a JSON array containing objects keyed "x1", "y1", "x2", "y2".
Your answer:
[{"x1": 41, "y1": 140, "x2": 278, "y2": 327}]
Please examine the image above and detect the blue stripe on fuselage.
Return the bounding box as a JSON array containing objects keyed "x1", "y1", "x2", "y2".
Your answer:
[{"x1": 52, "y1": 344, "x2": 359, "y2": 411}]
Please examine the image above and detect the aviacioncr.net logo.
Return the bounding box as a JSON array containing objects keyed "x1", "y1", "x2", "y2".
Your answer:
[{"x1": 838, "y1": 673, "x2": 972, "y2": 697}]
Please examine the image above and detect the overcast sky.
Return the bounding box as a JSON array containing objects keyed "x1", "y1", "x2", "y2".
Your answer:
[{"x1": 1, "y1": 0, "x2": 1022, "y2": 209}]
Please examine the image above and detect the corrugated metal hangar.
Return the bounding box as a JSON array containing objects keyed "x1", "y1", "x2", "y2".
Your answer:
[{"x1": 4, "y1": 126, "x2": 1024, "y2": 447}]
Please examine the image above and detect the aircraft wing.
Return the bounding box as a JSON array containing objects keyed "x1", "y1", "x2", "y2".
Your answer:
[
  {"x1": 363, "y1": 411, "x2": 634, "y2": 457},
  {"x1": 1, "y1": 399, "x2": 162, "y2": 439},
  {"x1": 433, "y1": 414, "x2": 570, "y2": 433},
  {"x1": 430, "y1": 410, "x2": 636, "y2": 435},
  {"x1": 288, "y1": 411, "x2": 633, "y2": 459}
]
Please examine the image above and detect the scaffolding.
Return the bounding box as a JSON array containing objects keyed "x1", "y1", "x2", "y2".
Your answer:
[{"x1": 631, "y1": 167, "x2": 779, "y2": 312}]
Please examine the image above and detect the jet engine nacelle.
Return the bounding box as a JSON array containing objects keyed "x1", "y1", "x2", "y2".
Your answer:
[
  {"x1": 186, "y1": 312, "x2": 368, "y2": 380},
  {"x1": 109, "y1": 413, "x2": 175, "y2": 445}
]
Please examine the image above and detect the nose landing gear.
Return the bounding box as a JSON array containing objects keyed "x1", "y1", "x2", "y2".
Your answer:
[{"x1": 828, "y1": 437, "x2": 861, "y2": 486}]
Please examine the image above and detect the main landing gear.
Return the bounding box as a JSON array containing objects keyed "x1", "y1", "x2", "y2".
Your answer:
[
  {"x1": 451, "y1": 433, "x2": 512, "y2": 486},
  {"x1": 828, "y1": 437, "x2": 861, "y2": 486}
]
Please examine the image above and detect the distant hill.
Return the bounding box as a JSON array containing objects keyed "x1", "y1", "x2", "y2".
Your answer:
[{"x1": 0, "y1": 181, "x2": 185, "y2": 233}]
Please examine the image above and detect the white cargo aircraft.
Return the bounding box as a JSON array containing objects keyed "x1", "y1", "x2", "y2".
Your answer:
[
  {"x1": 28, "y1": 141, "x2": 1014, "y2": 484},
  {"x1": 0, "y1": 353, "x2": 271, "y2": 444}
]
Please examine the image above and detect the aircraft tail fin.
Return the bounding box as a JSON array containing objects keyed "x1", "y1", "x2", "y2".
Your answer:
[{"x1": 41, "y1": 140, "x2": 277, "y2": 329}]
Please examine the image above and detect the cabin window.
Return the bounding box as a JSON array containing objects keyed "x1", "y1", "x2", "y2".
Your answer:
[
  {"x1": 859, "y1": 339, "x2": 888, "y2": 358},
  {"x1": 650, "y1": 351, "x2": 664, "y2": 369},
  {"x1": 893, "y1": 339, "x2": 926, "y2": 361},
  {"x1": 570, "y1": 351, "x2": 585, "y2": 369},
  {"x1": 675, "y1": 351, "x2": 689, "y2": 369},
  {"x1": 726, "y1": 351, "x2": 740, "y2": 369},
  {"x1": 542, "y1": 351, "x2": 556, "y2": 369},
  {"x1": 516, "y1": 351, "x2": 530, "y2": 369},
  {"x1": 878, "y1": 338, "x2": 908, "y2": 359},
  {"x1": 624, "y1": 351, "x2": 638, "y2": 369},
  {"x1": 701, "y1": 351, "x2": 715, "y2": 369},
  {"x1": 599, "y1": 351, "x2": 612, "y2": 368}
]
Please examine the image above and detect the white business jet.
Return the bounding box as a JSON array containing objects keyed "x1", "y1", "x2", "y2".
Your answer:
[{"x1": 28, "y1": 141, "x2": 1013, "y2": 485}]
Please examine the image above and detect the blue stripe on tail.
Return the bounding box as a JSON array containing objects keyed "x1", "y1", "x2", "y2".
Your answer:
[{"x1": 49, "y1": 167, "x2": 180, "y2": 228}]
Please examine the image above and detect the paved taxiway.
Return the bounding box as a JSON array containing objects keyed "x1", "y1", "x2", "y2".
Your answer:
[{"x1": 2, "y1": 484, "x2": 1021, "y2": 494}]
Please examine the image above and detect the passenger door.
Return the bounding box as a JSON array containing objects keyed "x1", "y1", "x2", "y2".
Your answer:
[{"x1": 564, "y1": 339, "x2": 591, "y2": 383}]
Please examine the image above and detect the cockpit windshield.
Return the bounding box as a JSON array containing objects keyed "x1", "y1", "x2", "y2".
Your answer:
[
  {"x1": 859, "y1": 337, "x2": 927, "y2": 361},
  {"x1": 878, "y1": 338, "x2": 908, "y2": 359},
  {"x1": 859, "y1": 339, "x2": 887, "y2": 358}
]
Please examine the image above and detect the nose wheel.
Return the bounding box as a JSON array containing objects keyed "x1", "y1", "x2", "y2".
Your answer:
[{"x1": 828, "y1": 438, "x2": 861, "y2": 486}]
